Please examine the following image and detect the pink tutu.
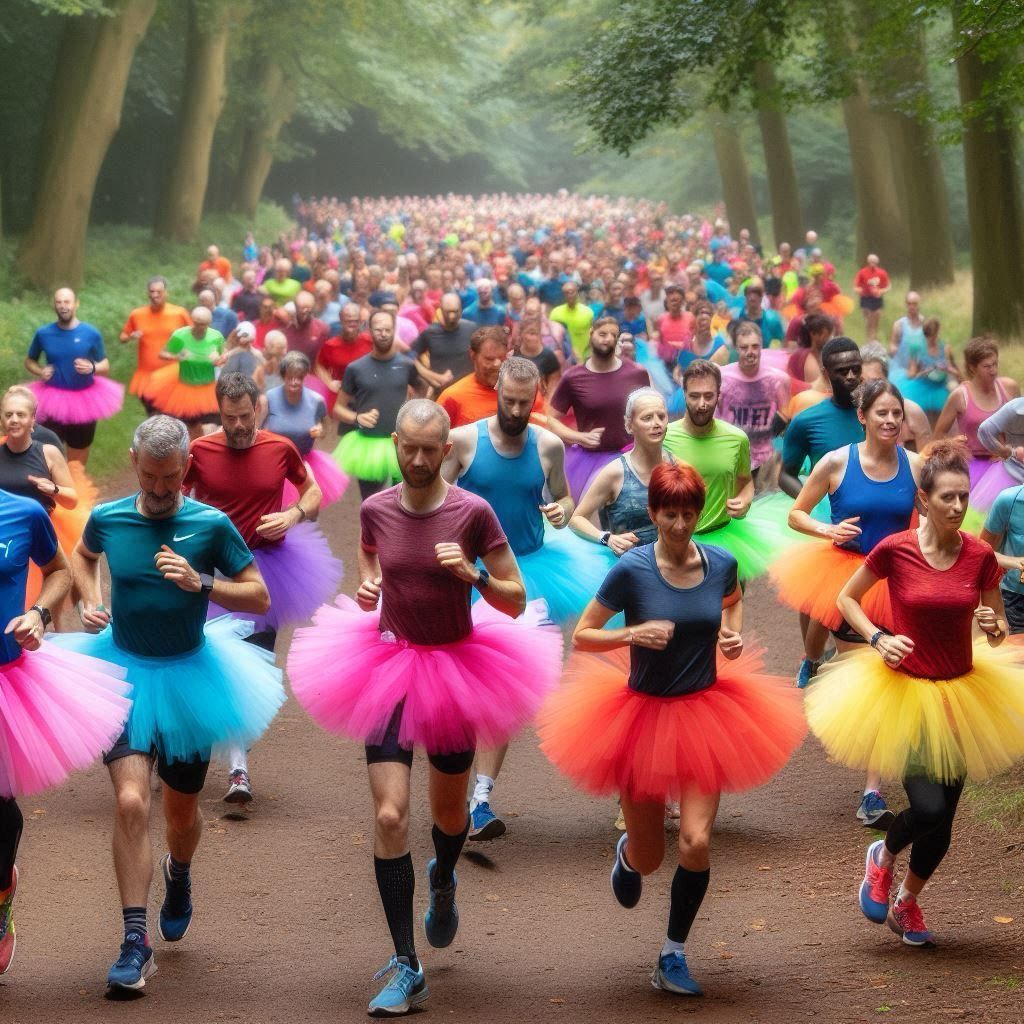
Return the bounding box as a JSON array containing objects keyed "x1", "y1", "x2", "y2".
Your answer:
[
  {"x1": 282, "y1": 448, "x2": 349, "y2": 508},
  {"x1": 970, "y1": 460, "x2": 1017, "y2": 512},
  {"x1": 28, "y1": 375, "x2": 124, "y2": 424},
  {"x1": 288, "y1": 596, "x2": 563, "y2": 753},
  {"x1": 759, "y1": 348, "x2": 791, "y2": 372},
  {"x1": 0, "y1": 645, "x2": 131, "y2": 798},
  {"x1": 304, "y1": 374, "x2": 334, "y2": 406}
]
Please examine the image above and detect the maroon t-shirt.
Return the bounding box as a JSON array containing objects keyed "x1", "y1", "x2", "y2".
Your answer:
[
  {"x1": 283, "y1": 318, "x2": 329, "y2": 361},
  {"x1": 360, "y1": 484, "x2": 508, "y2": 645},
  {"x1": 549, "y1": 361, "x2": 650, "y2": 451},
  {"x1": 865, "y1": 530, "x2": 1003, "y2": 679}
]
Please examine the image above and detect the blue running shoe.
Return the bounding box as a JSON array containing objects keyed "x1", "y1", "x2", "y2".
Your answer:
[
  {"x1": 887, "y1": 898, "x2": 936, "y2": 947},
  {"x1": 610, "y1": 833, "x2": 642, "y2": 909},
  {"x1": 795, "y1": 657, "x2": 817, "y2": 689},
  {"x1": 857, "y1": 791, "x2": 895, "y2": 830},
  {"x1": 859, "y1": 839, "x2": 894, "y2": 924},
  {"x1": 158, "y1": 853, "x2": 193, "y2": 942},
  {"x1": 468, "y1": 802, "x2": 506, "y2": 842},
  {"x1": 367, "y1": 955, "x2": 428, "y2": 1017},
  {"x1": 107, "y1": 932, "x2": 157, "y2": 991},
  {"x1": 652, "y1": 949, "x2": 703, "y2": 996},
  {"x1": 423, "y1": 859, "x2": 459, "y2": 948}
]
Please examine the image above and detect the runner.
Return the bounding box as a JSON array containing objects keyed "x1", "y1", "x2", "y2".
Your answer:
[
  {"x1": 549, "y1": 281, "x2": 595, "y2": 360},
  {"x1": 410, "y1": 294, "x2": 476, "y2": 391},
  {"x1": 900, "y1": 317, "x2": 958, "y2": 419},
  {"x1": 288, "y1": 399, "x2": 561, "y2": 1017},
  {"x1": 980, "y1": 483, "x2": 1024, "y2": 634},
  {"x1": 538, "y1": 461, "x2": 805, "y2": 997},
  {"x1": 810, "y1": 439, "x2": 1024, "y2": 947},
  {"x1": 53, "y1": 415, "x2": 285, "y2": 992},
  {"x1": 860, "y1": 344, "x2": 932, "y2": 452},
  {"x1": 853, "y1": 254, "x2": 890, "y2": 343},
  {"x1": 888, "y1": 291, "x2": 925, "y2": 379},
  {"x1": 24, "y1": 288, "x2": 124, "y2": 465}
]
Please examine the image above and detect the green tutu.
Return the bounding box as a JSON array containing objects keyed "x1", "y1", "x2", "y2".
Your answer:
[{"x1": 334, "y1": 431, "x2": 400, "y2": 483}]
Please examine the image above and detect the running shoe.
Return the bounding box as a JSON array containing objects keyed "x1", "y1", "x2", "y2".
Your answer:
[
  {"x1": 224, "y1": 768, "x2": 254, "y2": 805},
  {"x1": 468, "y1": 801, "x2": 506, "y2": 842},
  {"x1": 423, "y1": 859, "x2": 459, "y2": 948},
  {"x1": 858, "y1": 839, "x2": 893, "y2": 924},
  {"x1": 857, "y1": 791, "x2": 895, "y2": 830},
  {"x1": 158, "y1": 853, "x2": 193, "y2": 942},
  {"x1": 795, "y1": 657, "x2": 818, "y2": 689},
  {"x1": 107, "y1": 932, "x2": 157, "y2": 991},
  {"x1": 0, "y1": 866, "x2": 16, "y2": 976},
  {"x1": 367, "y1": 955, "x2": 428, "y2": 1016},
  {"x1": 652, "y1": 949, "x2": 703, "y2": 996},
  {"x1": 887, "y1": 898, "x2": 936, "y2": 947},
  {"x1": 610, "y1": 833, "x2": 642, "y2": 909},
  {"x1": 614, "y1": 804, "x2": 626, "y2": 831}
]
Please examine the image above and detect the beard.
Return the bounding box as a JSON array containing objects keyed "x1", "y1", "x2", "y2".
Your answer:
[
  {"x1": 497, "y1": 407, "x2": 530, "y2": 437},
  {"x1": 687, "y1": 406, "x2": 715, "y2": 427},
  {"x1": 224, "y1": 425, "x2": 257, "y2": 449},
  {"x1": 400, "y1": 462, "x2": 440, "y2": 489},
  {"x1": 140, "y1": 490, "x2": 178, "y2": 517}
]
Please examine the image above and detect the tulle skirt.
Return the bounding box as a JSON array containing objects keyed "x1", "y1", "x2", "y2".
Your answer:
[
  {"x1": 49, "y1": 617, "x2": 285, "y2": 764},
  {"x1": 129, "y1": 367, "x2": 155, "y2": 399},
  {"x1": 288, "y1": 596, "x2": 563, "y2": 754},
  {"x1": 566, "y1": 446, "x2": 621, "y2": 503},
  {"x1": 0, "y1": 646, "x2": 132, "y2": 798},
  {"x1": 28, "y1": 375, "x2": 124, "y2": 424},
  {"x1": 768, "y1": 540, "x2": 892, "y2": 631},
  {"x1": 208, "y1": 522, "x2": 343, "y2": 631},
  {"x1": 142, "y1": 364, "x2": 218, "y2": 420},
  {"x1": 632, "y1": 340, "x2": 676, "y2": 400},
  {"x1": 303, "y1": 374, "x2": 333, "y2": 405},
  {"x1": 806, "y1": 641, "x2": 1024, "y2": 783},
  {"x1": 899, "y1": 375, "x2": 951, "y2": 413},
  {"x1": 334, "y1": 431, "x2": 400, "y2": 483},
  {"x1": 282, "y1": 448, "x2": 349, "y2": 508},
  {"x1": 538, "y1": 646, "x2": 806, "y2": 800},
  {"x1": 970, "y1": 460, "x2": 1017, "y2": 513}
]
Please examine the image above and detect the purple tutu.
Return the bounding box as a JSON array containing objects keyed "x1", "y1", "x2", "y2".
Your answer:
[
  {"x1": 209, "y1": 521, "x2": 343, "y2": 631},
  {"x1": 565, "y1": 446, "x2": 622, "y2": 503},
  {"x1": 759, "y1": 348, "x2": 791, "y2": 373},
  {"x1": 28, "y1": 375, "x2": 124, "y2": 424},
  {"x1": 971, "y1": 459, "x2": 1018, "y2": 512},
  {"x1": 282, "y1": 448, "x2": 349, "y2": 508}
]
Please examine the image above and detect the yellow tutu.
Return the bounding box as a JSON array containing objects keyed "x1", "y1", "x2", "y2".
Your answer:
[{"x1": 806, "y1": 640, "x2": 1024, "y2": 783}]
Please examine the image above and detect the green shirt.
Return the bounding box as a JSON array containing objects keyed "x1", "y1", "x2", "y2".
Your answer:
[
  {"x1": 264, "y1": 277, "x2": 302, "y2": 305},
  {"x1": 82, "y1": 495, "x2": 253, "y2": 657},
  {"x1": 662, "y1": 419, "x2": 751, "y2": 532},
  {"x1": 166, "y1": 326, "x2": 224, "y2": 385},
  {"x1": 550, "y1": 302, "x2": 595, "y2": 359}
]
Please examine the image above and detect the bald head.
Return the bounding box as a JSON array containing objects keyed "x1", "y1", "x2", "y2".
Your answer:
[
  {"x1": 191, "y1": 306, "x2": 212, "y2": 330},
  {"x1": 53, "y1": 287, "x2": 78, "y2": 324}
]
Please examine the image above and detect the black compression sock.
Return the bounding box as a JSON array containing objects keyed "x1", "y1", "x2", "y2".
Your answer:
[
  {"x1": 431, "y1": 818, "x2": 469, "y2": 888},
  {"x1": 374, "y1": 853, "x2": 418, "y2": 969},
  {"x1": 667, "y1": 866, "x2": 710, "y2": 943},
  {"x1": 0, "y1": 797, "x2": 22, "y2": 891}
]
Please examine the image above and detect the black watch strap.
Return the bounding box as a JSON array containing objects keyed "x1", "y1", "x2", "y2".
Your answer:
[
  {"x1": 199, "y1": 573, "x2": 215, "y2": 596},
  {"x1": 30, "y1": 604, "x2": 52, "y2": 627}
]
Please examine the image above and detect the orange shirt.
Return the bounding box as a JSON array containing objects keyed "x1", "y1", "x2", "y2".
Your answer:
[
  {"x1": 437, "y1": 374, "x2": 545, "y2": 428},
  {"x1": 122, "y1": 304, "x2": 192, "y2": 373},
  {"x1": 786, "y1": 387, "x2": 829, "y2": 420},
  {"x1": 199, "y1": 256, "x2": 232, "y2": 282}
]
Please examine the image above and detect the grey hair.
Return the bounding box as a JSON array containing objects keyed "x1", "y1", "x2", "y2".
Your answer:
[
  {"x1": 860, "y1": 341, "x2": 890, "y2": 374},
  {"x1": 395, "y1": 398, "x2": 450, "y2": 443},
  {"x1": 624, "y1": 386, "x2": 667, "y2": 422},
  {"x1": 498, "y1": 356, "x2": 540, "y2": 392},
  {"x1": 280, "y1": 351, "x2": 311, "y2": 377},
  {"x1": 131, "y1": 415, "x2": 189, "y2": 460}
]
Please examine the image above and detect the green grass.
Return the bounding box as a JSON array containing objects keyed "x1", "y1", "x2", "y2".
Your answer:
[
  {"x1": 965, "y1": 764, "x2": 1024, "y2": 834},
  {"x1": 0, "y1": 204, "x2": 291, "y2": 479}
]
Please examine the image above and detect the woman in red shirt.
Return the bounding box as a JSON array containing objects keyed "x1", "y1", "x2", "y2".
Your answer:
[{"x1": 807, "y1": 439, "x2": 1024, "y2": 947}]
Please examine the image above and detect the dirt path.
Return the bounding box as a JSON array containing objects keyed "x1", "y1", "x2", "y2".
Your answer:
[{"x1": 2, "y1": 466, "x2": 1023, "y2": 1023}]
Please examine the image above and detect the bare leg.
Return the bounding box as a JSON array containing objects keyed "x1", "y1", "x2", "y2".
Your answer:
[
  {"x1": 676, "y1": 788, "x2": 720, "y2": 871},
  {"x1": 428, "y1": 765, "x2": 471, "y2": 837},
  {"x1": 369, "y1": 761, "x2": 411, "y2": 859},
  {"x1": 109, "y1": 756, "x2": 154, "y2": 909},
  {"x1": 619, "y1": 795, "x2": 667, "y2": 876},
  {"x1": 163, "y1": 786, "x2": 203, "y2": 865}
]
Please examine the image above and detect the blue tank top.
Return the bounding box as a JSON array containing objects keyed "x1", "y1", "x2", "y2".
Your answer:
[
  {"x1": 459, "y1": 421, "x2": 545, "y2": 556},
  {"x1": 893, "y1": 317, "x2": 925, "y2": 370},
  {"x1": 599, "y1": 453, "x2": 675, "y2": 544},
  {"x1": 829, "y1": 443, "x2": 916, "y2": 554}
]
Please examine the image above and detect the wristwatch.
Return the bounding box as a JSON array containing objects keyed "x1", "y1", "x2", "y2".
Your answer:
[
  {"x1": 474, "y1": 567, "x2": 491, "y2": 590},
  {"x1": 198, "y1": 573, "x2": 215, "y2": 597},
  {"x1": 599, "y1": 531, "x2": 612, "y2": 546},
  {"x1": 29, "y1": 604, "x2": 52, "y2": 628}
]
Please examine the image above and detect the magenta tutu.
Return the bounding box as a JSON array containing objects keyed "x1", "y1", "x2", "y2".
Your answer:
[
  {"x1": 208, "y1": 521, "x2": 343, "y2": 631},
  {"x1": 0, "y1": 645, "x2": 131, "y2": 798},
  {"x1": 288, "y1": 596, "x2": 563, "y2": 753},
  {"x1": 565, "y1": 446, "x2": 621, "y2": 503},
  {"x1": 970, "y1": 460, "x2": 1017, "y2": 512},
  {"x1": 303, "y1": 374, "x2": 334, "y2": 406},
  {"x1": 28, "y1": 375, "x2": 124, "y2": 425},
  {"x1": 282, "y1": 448, "x2": 349, "y2": 508}
]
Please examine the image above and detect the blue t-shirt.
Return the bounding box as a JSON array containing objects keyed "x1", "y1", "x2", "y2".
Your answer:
[
  {"x1": 211, "y1": 306, "x2": 238, "y2": 339},
  {"x1": 737, "y1": 309, "x2": 784, "y2": 346},
  {"x1": 596, "y1": 543, "x2": 739, "y2": 697},
  {"x1": 82, "y1": 495, "x2": 253, "y2": 657},
  {"x1": 538, "y1": 274, "x2": 569, "y2": 308},
  {"x1": 0, "y1": 490, "x2": 58, "y2": 665},
  {"x1": 705, "y1": 261, "x2": 734, "y2": 286},
  {"x1": 263, "y1": 386, "x2": 327, "y2": 456},
  {"x1": 27, "y1": 321, "x2": 105, "y2": 391},
  {"x1": 463, "y1": 301, "x2": 507, "y2": 327},
  {"x1": 783, "y1": 400, "x2": 864, "y2": 474},
  {"x1": 984, "y1": 485, "x2": 1024, "y2": 595}
]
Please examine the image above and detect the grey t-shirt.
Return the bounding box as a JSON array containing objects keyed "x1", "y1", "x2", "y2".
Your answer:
[
  {"x1": 411, "y1": 321, "x2": 476, "y2": 382},
  {"x1": 979, "y1": 397, "x2": 1024, "y2": 484},
  {"x1": 342, "y1": 353, "x2": 420, "y2": 438},
  {"x1": 223, "y1": 348, "x2": 261, "y2": 380},
  {"x1": 263, "y1": 385, "x2": 327, "y2": 455}
]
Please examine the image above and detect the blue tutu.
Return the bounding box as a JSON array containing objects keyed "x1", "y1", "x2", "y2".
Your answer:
[
  {"x1": 49, "y1": 616, "x2": 285, "y2": 764},
  {"x1": 633, "y1": 339, "x2": 676, "y2": 400},
  {"x1": 899, "y1": 374, "x2": 951, "y2": 413}
]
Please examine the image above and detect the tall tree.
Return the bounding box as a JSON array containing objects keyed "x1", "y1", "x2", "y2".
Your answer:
[
  {"x1": 709, "y1": 113, "x2": 759, "y2": 242},
  {"x1": 753, "y1": 62, "x2": 803, "y2": 246},
  {"x1": 18, "y1": 0, "x2": 157, "y2": 288}
]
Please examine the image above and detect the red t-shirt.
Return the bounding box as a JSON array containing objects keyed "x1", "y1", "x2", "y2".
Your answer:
[
  {"x1": 317, "y1": 335, "x2": 373, "y2": 382},
  {"x1": 283, "y1": 318, "x2": 329, "y2": 361},
  {"x1": 360, "y1": 484, "x2": 507, "y2": 645},
  {"x1": 184, "y1": 430, "x2": 307, "y2": 548},
  {"x1": 253, "y1": 319, "x2": 277, "y2": 350},
  {"x1": 656, "y1": 311, "x2": 696, "y2": 350},
  {"x1": 550, "y1": 361, "x2": 651, "y2": 451},
  {"x1": 854, "y1": 266, "x2": 890, "y2": 297},
  {"x1": 865, "y1": 531, "x2": 1003, "y2": 679}
]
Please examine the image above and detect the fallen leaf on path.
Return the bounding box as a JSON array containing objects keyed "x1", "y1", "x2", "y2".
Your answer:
[
  {"x1": 994, "y1": 916, "x2": 1013, "y2": 924},
  {"x1": 548, "y1": 997, "x2": 564, "y2": 1004},
  {"x1": 748, "y1": 919, "x2": 765, "y2": 931}
]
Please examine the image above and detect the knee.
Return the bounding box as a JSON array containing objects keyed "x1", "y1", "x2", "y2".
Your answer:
[
  {"x1": 911, "y1": 796, "x2": 949, "y2": 831},
  {"x1": 433, "y1": 805, "x2": 469, "y2": 836},
  {"x1": 114, "y1": 787, "x2": 150, "y2": 834},
  {"x1": 164, "y1": 800, "x2": 201, "y2": 836},
  {"x1": 625, "y1": 839, "x2": 663, "y2": 877},
  {"x1": 375, "y1": 803, "x2": 409, "y2": 844},
  {"x1": 679, "y1": 825, "x2": 712, "y2": 865}
]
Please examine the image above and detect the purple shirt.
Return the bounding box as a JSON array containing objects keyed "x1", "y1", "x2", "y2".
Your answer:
[
  {"x1": 550, "y1": 361, "x2": 650, "y2": 451},
  {"x1": 717, "y1": 364, "x2": 790, "y2": 468}
]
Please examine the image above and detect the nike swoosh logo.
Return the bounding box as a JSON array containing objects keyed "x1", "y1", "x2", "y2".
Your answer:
[{"x1": 172, "y1": 532, "x2": 197, "y2": 542}]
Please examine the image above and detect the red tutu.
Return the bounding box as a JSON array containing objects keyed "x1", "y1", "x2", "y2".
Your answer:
[
  {"x1": 767, "y1": 540, "x2": 892, "y2": 631},
  {"x1": 538, "y1": 646, "x2": 806, "y2": 800}
]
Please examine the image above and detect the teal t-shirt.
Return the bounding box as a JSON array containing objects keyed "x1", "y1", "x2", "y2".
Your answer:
[
  {"x1": 984, "y1": 485, "x2": 1024, "y2": 595},
  {"x1": 82, "y1": 495, "x2": 253, "y2": 657},
  {"x1": 782, "y1": 400, "x2": 864, "y2": 474}
]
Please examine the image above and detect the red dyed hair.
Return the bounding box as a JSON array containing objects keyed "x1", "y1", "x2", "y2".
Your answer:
[{"x1": 647, "y1": 462, "x2": 706, "y2": 515}]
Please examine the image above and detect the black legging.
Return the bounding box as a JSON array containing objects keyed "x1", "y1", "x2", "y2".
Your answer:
[
  {"x1": 0, "y1": 797, "x2": 23, "y2": 890},
  {"x1": 884, "y1": 775, "x2": 964, "y2": 881}
]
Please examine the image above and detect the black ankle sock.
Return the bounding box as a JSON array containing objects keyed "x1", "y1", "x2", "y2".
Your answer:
[
  {"x1": 667, "y1": 866, "x2": 710, "y2": 943},
  {"x1": 374, "y1": 854, "x2": 418, "y2": 969},
  {"x1": 0, "y1": 797, "x2": 22, "y2": 891},
  {"x1": 122, "y1": 906, "x2": 148, "y2": 941},
  {"x1": 168, "y1": 855, "x2": 191, "y2": 883},
  {"x1": 431, "y1": 818, "x2": 469, "y2": 888}
]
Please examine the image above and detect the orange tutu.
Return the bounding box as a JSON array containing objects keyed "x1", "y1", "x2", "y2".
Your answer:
[
  {"x1": 767, "y1": 541, "x2": 892, "y2": 631},
  {"x1": 129, "y1": 367, "x2": 153, "y2": 398},
  {"x1": 142, "y1": 364, "x2": 217, "y2": 419},
  {"x1": 537, "y1": 646, "x2": 806, "y2": 800}
]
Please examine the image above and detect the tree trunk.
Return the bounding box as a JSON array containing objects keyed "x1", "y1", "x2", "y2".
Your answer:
[
  {"x1": 18, "y1": 0, "x2": 158, "y2": 289},
  {"x1": 954, "y1": 7, "x2": 1024, "y2": 337},
  {"x1": 709, "y1": 113, "x2": 759, "y2": 245},
  {"x1": 153, "y1": 3, "x2": 232, "y2": 241},
  {"x1": 233, "y1": 62, "x2": 296, "y2": 218},
  {"x1": 753, "y1": 61, "x2": 803, "y2": 249}
]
